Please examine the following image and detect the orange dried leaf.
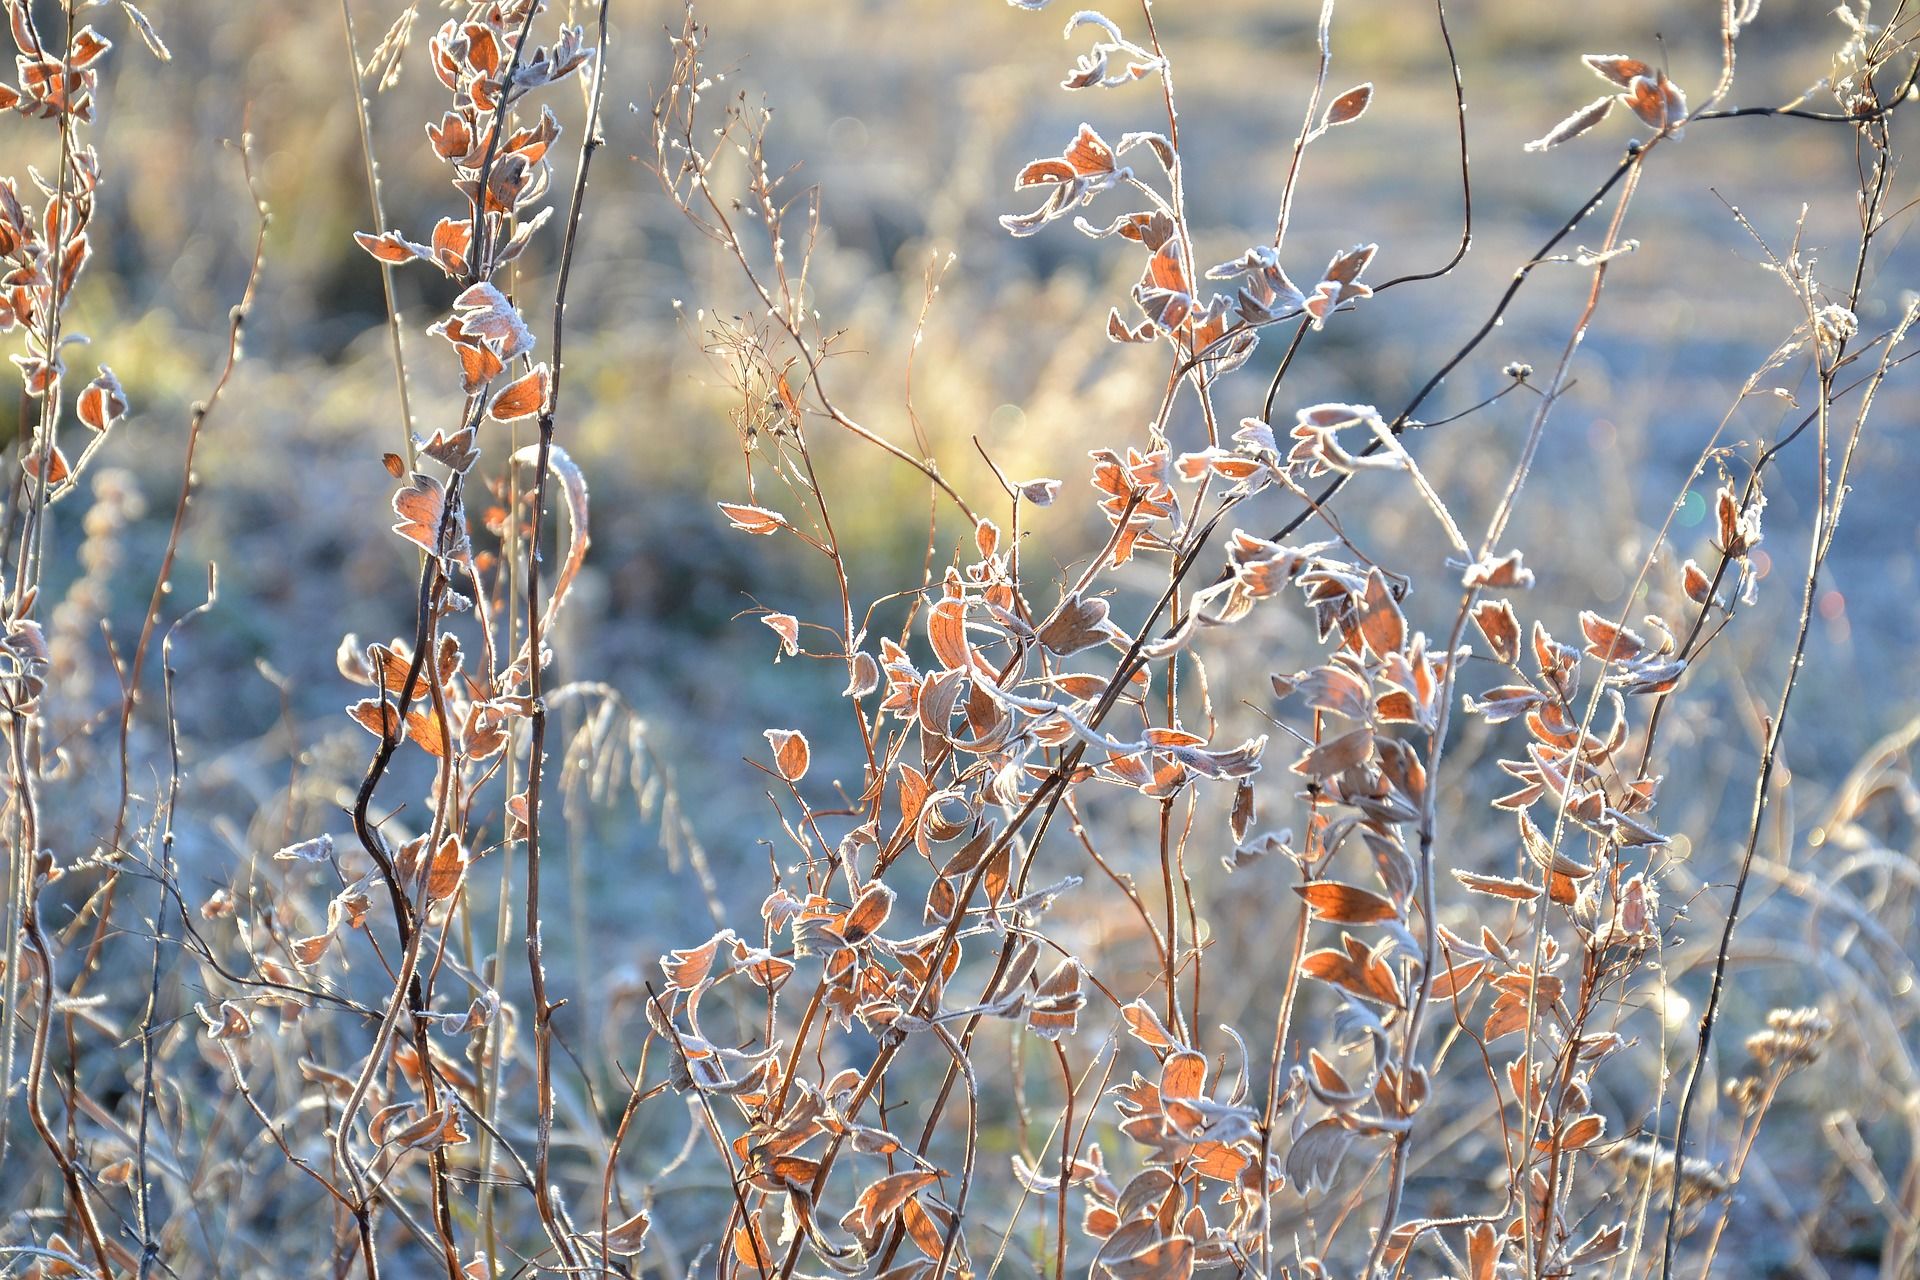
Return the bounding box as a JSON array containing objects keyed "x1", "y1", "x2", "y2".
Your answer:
[
  {"x1": 1561, "y1": 1113, "x2": 1605, "y2": 1149},
  {"x1": 718, "y1": 502, "x2": 784, "y2": 535},
  {"x1": 602, "y1": 1209, "x2": 651, "y2": 1255},
  {"x1": 1160, "y1": 1049, "x2": 1207, "y2": 1100},
  {"x1": 1453, "y1": 869, "x2": 1543, "y2": 900},
  {"x1": 899, "y1": 1195, "x2": 945, "y2": 1258},
  {"x1": 762, "y1": 612, "x2": 800, "y2": 657},
  {"x1": 354, "y1": 229, "x2": 430, "y2": 264},
  {"x1": 1294, "y1": 880, "x2": 1399, "y2": 924},
  {"x1": 425, "y1": 835, "x2": 467, "y2": 900},
  {"x1": 732, "y1": 1220, "x2": 773, "y2": 1269},
  {"x1": 1300, "y1": 936, "x2": 1402, "y2": 1006},
  {"x1": 1472, "y1": 599, "x2": 1521, "y2": 664},
  {"x1": 1121, "y1": 998, "x2": 1174, "y2": 1049},
  {"x1": 1325, "y1": 82, "x2": 1373, "y2": 127},
  {"x1": 1682, "y1": 558, "x2": 1716, "y2": 605},
  {"x1": 1583, "y1": 54, "x2": 1654, "y2": 87},
  {"x1": 764, "y1": 728, "x2": 810, "y2": 782},
  {"x1": 1357, "y1": 567, "x2": 1406, "y2": 658},
  {"x1": 1293, "y1": 725, "x2": 1374, "y2": 778},
  {"x1": 928, "y1": 597, "x2": 970, "y2": 670},
  {"x1": 22, "y1": 445, "x2": 70, "y2": 486},
  {"x1": 487, "y1": 362, "x2": 548, "y2": 421},
  {"x1": 1428, "y1": 957, "x2": 1488, "y2": 999},
  {"x1": 849, "y1": 1170, "x2": 939, "y2": 1235},
  {"x1": 1579, "y1": 610, "x2": 1645, "y2": 661},
  {"x1": 392, "y1": 472, "x2": 449, "y2": 555},
  {"x1": 841, "y1": 882, "x2": 894, "y2": 944},
  {"x1": 662, "y1": 929, "x2": 731, "y2": 989},
  {"x1": 76, "y1": 365, "x2": 126, "y2": 432}
]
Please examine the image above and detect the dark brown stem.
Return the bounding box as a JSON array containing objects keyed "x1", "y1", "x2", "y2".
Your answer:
[{"x1": 518, "y1": 3, "x2": 611, "y2": 1266}]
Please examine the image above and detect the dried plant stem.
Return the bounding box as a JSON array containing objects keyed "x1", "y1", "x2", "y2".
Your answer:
[
  {"x1": 518, "y1": 4, "x2": 610, "y2": 1269},
  {"x1": 1659, "y1": 230, "x2": 1909, "y2": 1280},
  {"x1": 87, "y1": 141, "x2": 268, "y2": 992},
  {"x1": 340, "y1": 0, "x2": 419, "y2": 464}
]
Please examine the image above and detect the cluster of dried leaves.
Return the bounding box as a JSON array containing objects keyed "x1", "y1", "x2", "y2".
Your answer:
[{"x1": 1, "y1": 0, "x2": 1918, "y2": 1278}]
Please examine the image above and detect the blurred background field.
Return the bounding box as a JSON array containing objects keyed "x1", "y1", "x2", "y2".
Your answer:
[
  {"x1": 39, "y1": 0, "x2": 1917, "y2": 843},
  {"x1": 10, "y1": 0, "x2": 1920, "y2": 1273}
]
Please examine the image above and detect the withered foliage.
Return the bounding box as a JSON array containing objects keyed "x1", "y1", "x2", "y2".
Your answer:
[{"x1": 1, "y1": 1, "x2": 1918, "y2": 1278}]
